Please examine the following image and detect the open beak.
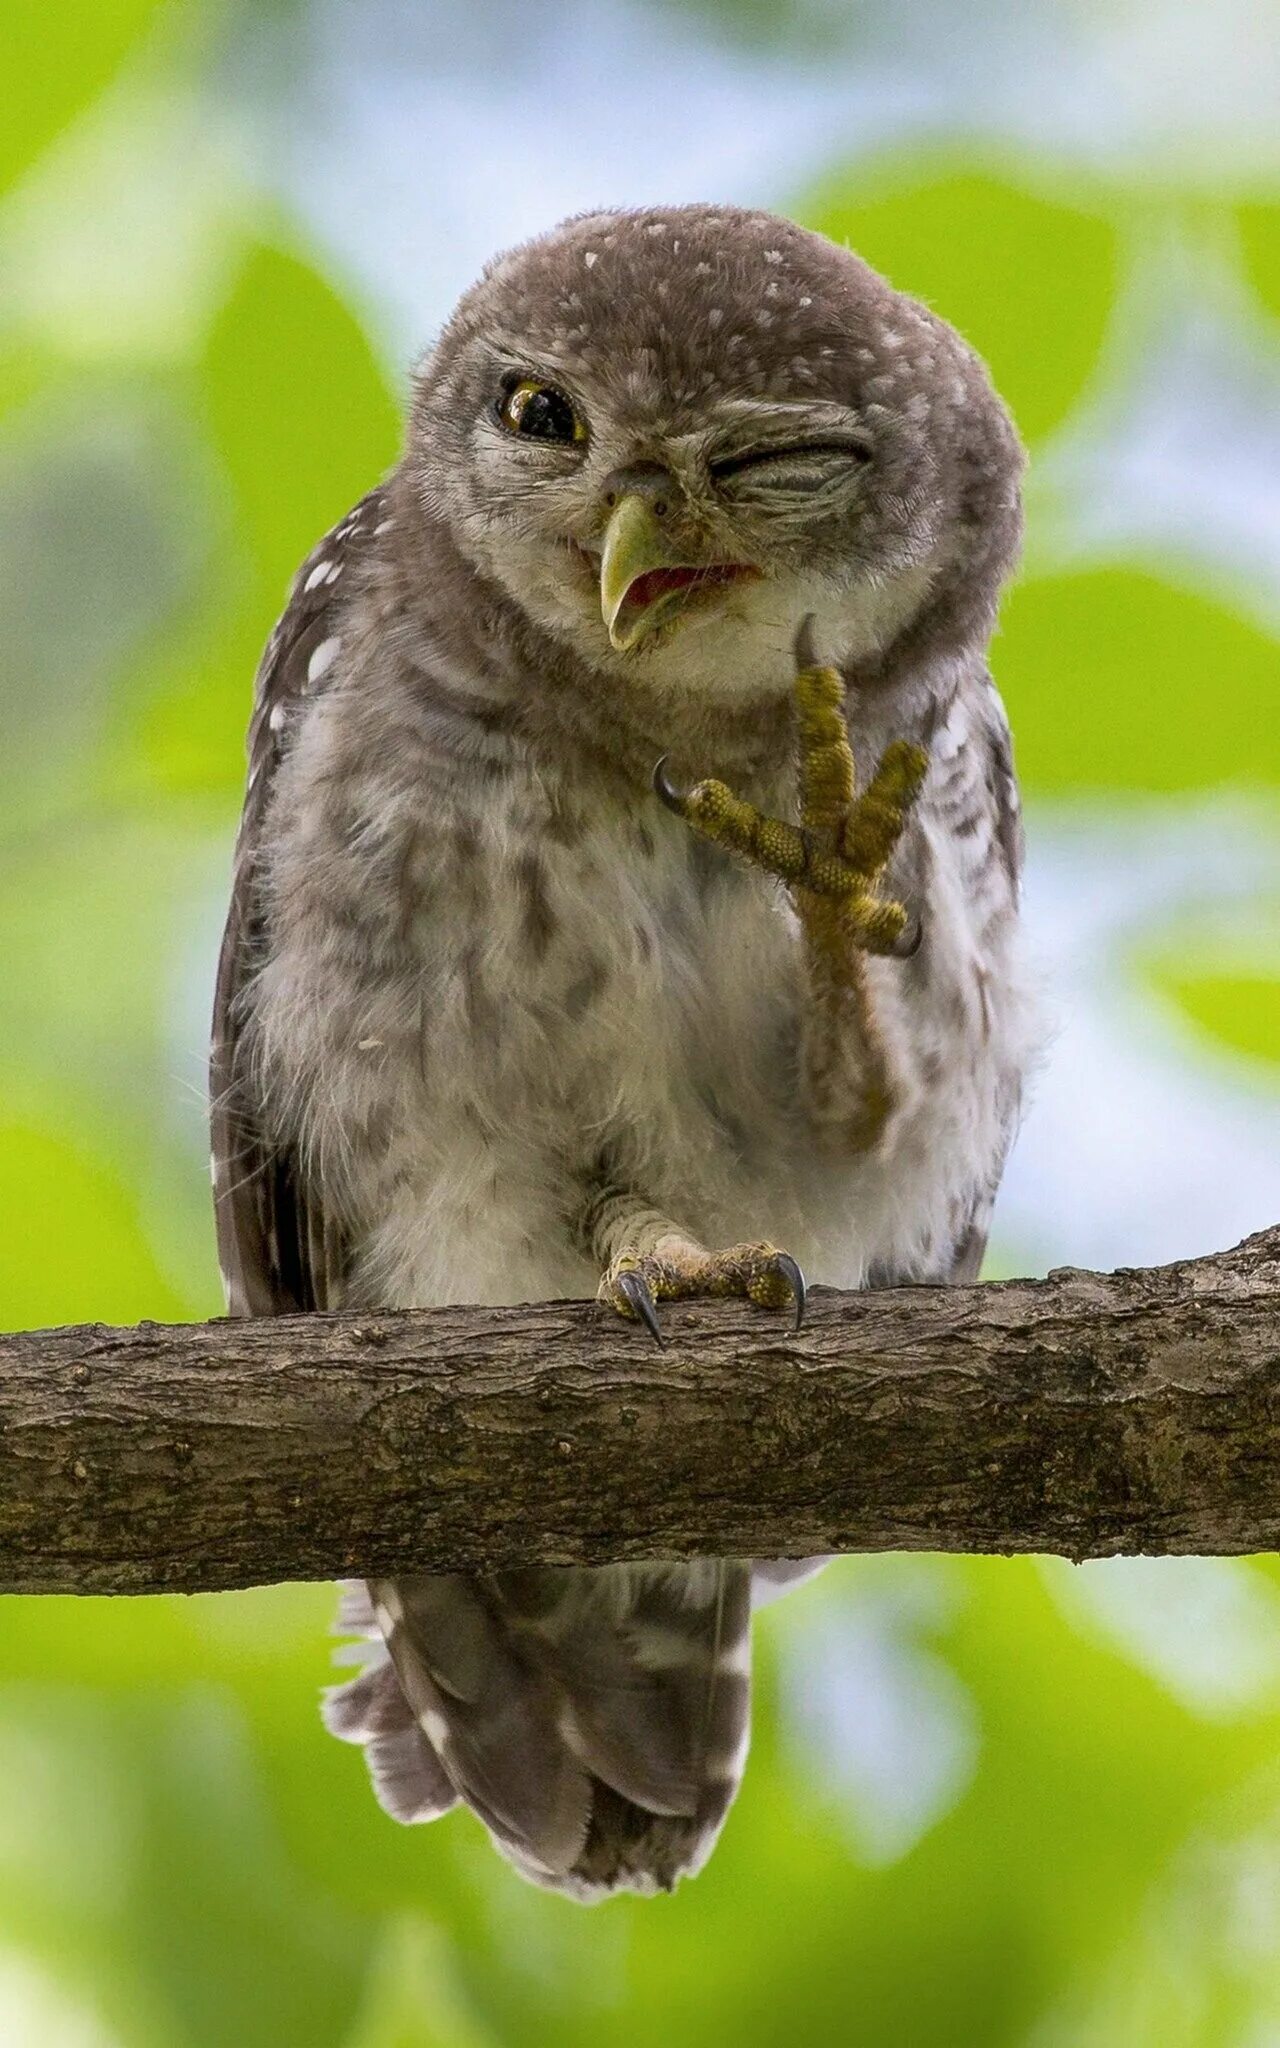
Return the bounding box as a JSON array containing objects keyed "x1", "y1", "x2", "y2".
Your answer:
[{"x1": 598, "y1": 494, "x2": 758, "y2": 652}]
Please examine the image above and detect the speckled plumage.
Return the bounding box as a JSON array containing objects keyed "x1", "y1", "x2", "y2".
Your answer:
[{"x1": 211, "y1": 204, "x2": 1036, "y2": 1898}]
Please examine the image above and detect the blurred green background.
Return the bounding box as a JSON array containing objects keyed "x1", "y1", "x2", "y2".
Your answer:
[{"x1": 3, "y1": 0, "x2": 1280, "y2": 2042}]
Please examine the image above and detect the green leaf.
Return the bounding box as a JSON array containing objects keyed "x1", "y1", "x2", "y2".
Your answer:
[
  {"x1": 343, "y1": 1920, "x2": 500, "y2": 2048},
  {"x1": 797, "y1": 153, "x2": 1121, "y2": 442},
  {"x1": 0, "y1": 1123, "x2": 186, "y2": 1328},
  {"x1": 201, "y1": 241, "x2": 402, "y2": 595},
  {"x1": 108, "y1": 243, "x2": 403, "y2": 804},
  {"x1": 647, "y1": 0, "x2": 864, "y2": 50},
  {"x1": 1149, "y1": 969, "x2": 1280, "y2": 1071},
  {"x1": 994, "y1": 566, "x2": 1280, "y2": 793},
  {"x1": 0, "y1": 339, "x2": 59, "y2": 426},
  {"x1": 0, "y1": 0, "x2": 165, "y2": 198},
  {"x1": 1238, "y1": 200, "x2": 1280, "y2": 323}
]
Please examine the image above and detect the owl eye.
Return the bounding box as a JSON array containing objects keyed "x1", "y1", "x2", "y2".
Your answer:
[
  {"x1": 497, "y1": 378, "x2": 586, "y2": 445},
  {"x1": 710, "y1": 437, "x2": 873, "y2": 482}
]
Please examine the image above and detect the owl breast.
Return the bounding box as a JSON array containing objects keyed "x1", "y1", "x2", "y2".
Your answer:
[{"x1": 337, "y1": 764, "x2": 1020, "y2": 1313}]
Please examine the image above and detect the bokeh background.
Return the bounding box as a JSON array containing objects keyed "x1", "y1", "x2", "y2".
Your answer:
[{"x1": 4, "y1": 0, "x2": 1280, "y2": 2041}]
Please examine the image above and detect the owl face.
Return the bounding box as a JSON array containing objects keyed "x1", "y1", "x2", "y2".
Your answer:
[{"x1": 409, "y1": 205, "x2": 1021, "y2": 702}]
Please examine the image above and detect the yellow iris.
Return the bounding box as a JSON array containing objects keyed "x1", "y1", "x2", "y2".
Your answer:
[{"x1": 497, "y1": 379, "x2": 587, "y2": 443}]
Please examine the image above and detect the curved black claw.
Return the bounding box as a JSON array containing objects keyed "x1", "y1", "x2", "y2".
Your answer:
[
  {"x1": 793, "y1": 612, "x2": 822, "y2": 673},
  {"x1": 774, "y1": 1252, "x2": 807, "y2": 1331},
  {"x1": 652, "y1": 755, "x2": 688, "y2": 817},
  {"x1": 617, "y1": 1268, "x2": 665, "y2": 1349}
]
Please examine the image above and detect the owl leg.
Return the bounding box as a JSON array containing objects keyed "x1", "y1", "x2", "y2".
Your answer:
[
  {"x1": 655, "y1": 622, "x2": 928, "y2": 1152},
  {"x1": 581, "y1": 1186, "x2": 805, "y2": 1348}
]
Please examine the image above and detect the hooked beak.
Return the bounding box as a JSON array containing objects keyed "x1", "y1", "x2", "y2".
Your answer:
[{"x1": 598, "y1": 494, "x2": 759, "y2": 652}]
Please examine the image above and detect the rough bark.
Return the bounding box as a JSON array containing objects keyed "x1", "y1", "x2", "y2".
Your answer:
[{"x1": 2, "y1": 1225, "x2": 1279, "y2": 1597}]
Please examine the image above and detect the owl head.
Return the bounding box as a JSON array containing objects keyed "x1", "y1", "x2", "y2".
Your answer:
[{"x1": 405, "y1": 204, "x2": 1023, "y2": 704}]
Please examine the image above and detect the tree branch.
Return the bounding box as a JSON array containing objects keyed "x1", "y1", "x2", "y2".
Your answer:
[{"x1": 3, "y1": 1225, "x2": 1280, "y2": 1597}]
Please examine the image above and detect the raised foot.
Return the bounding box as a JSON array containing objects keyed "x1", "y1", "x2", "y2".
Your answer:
[
  {"x1": 599, "y1": 1242, "x2": 807, "y2": 1348},
  {"x1": 653, "y1": 617, "x2": 929, "y2": 959}
]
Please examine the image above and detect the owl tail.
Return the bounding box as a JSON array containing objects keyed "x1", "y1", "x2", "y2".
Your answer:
[{"x1": 321, "y1": 1561, "x2": 752, "y2": 1899}]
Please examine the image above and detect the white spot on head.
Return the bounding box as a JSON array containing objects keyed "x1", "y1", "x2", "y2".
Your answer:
[
  {"x1": 764, "y1": 249, "x2": 783, "y2": 263},
  {"x1": 269, "y1": 702, "x2": 288, "y2": 732},
  {"x1": 373, "y1": 518, "x2": 393, "y2": 535},
  {"x1": 583, "y1": 250, "x2": 598, "y2": 268},
  {"x1": 307, "y1": 637, "x2": 340, "y2": 684},
  {"x1": 695, "y1": 261, "x2": 712, "y2": 277},
  {"x1": 707, "y1": 308, "x2": 723, "y2": 328},
  {"x1": 304, "y1": 559, "x2": 332, "y2": 591},
  {"x1": 799, "y1": 295, "x2": 812, "y2": 308}
]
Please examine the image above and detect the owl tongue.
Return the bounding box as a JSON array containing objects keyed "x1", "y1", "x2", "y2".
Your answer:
[{"x1": 623, "y1": 562, "x2": 755, "y2": 611}]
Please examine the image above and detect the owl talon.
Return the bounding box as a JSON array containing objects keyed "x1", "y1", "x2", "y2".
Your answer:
[
  {"x1": 600, "y1": 1240, "x2": 805, "y2": 1337},
  {"x1": 793, "y1": 612, "x2": 821, "y2": 673},
  {"x1": 653, "y1": 655, "x2": 927, "y2": 973},
  {"x1": 616, "y1": 1267, "x2": 665, "y2": 1348},
  {"x1": 773, "y1": 1251, "x2": 807, "y2": 1330},
  {"x1": 652, "y1": 755, "x2": 687, "y2": 816}
]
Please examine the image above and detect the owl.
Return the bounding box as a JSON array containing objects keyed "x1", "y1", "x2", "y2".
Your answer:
[{"x1": 210, "y1": 204, "x2": 1034, "y2": 1899}]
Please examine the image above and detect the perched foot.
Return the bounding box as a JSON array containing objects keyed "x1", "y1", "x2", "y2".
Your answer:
[
  {"x1": 599, "y1": 1242, "x2": 807, "y2": 1348},
  {"x1": 653, "y1": 615, "x2": 929, "y2": 962}
]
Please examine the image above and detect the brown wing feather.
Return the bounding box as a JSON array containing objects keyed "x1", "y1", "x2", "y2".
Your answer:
[
  {"x1": 209, "y1": 487, "x2": 390, "y2": 1317},
  {"x1": 984, "y1": 670, "x2": 1025, "y2": 905}
]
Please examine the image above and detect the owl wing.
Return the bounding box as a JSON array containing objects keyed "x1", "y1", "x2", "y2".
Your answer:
[
  {"x1": 209, "y1": 485, "x2": 466, "y2": 1834},
  {"x1": 947, "y1": 670, "x2": 1026, "y2": 1284},
  {"x1": 984, "y1": 671, "x2": 1025, "y2": 909},
  {"x1": 214, "y1": 489, "x2": 745, "y2": 1897},
  {"x1": 210, "y1": 487, "x2": 391, "y2": 1317}
]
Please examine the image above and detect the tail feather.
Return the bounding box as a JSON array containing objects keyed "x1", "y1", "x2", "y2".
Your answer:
[
  {"x1": 321, "y1": 1656, "x2": 458, "y2": 1824},
  {"x1": 495, "y1": 1563, "x2": 732, "y2": 1818},
  {"x1": 372, "y1": 1573, "x2": 593, "y2": 1877},
  {"x1": 325, "y1": 1561, "x2": 753, "y2": 1897},
  {"x1": 751, "y1": 1556, "x2": 831, "y2": 1608}
]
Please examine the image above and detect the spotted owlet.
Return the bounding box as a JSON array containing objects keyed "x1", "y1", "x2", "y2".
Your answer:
[{"x1": 210, "y1": 204, "x2": 1033, "y2": 1899}]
